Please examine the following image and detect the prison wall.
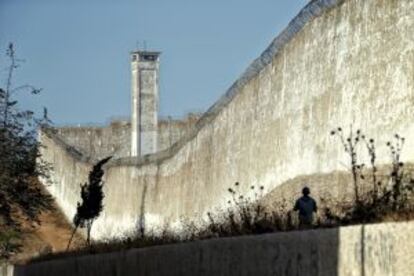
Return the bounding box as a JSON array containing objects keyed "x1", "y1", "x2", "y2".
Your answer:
[
  {"x1": 55, "y1": 114, "x2": 200, "y2": 161},
  {"x1": 39, "y1": 131, "x2": 92, "y2": 226},
  {"x1": 157, "y1": 113, "x2": 201, "y2": 151},
  {"x1": 41, "y1": 0, "x2": 414, "y2": 240},
  {"x1": 55, "y1": 121, "x2": 131, "y2": 160},
  {"x1": 14, "y1": 221, "x2": 414, "y2": 276}
]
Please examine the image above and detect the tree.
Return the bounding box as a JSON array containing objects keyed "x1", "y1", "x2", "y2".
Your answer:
[
  {"x1": 67, "y1": 156, "x2": 112, "y2": 250},
  {"x1": 0, "y1": 43, "x2": 53, "y2": 260}
]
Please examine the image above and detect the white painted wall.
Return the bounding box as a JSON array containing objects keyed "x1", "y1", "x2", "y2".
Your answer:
[{"x1": 40, "y1": 0, "x2": 414, "y2": 240}]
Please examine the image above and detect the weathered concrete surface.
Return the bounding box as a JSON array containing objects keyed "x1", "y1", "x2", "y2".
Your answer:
[
  {"x1": 157, "y1": 113, "x2": 201, "y2": 152},
  {"x1": 40, "y1": 0, "x2": 414, "y2": 239},
  {"x1": 39, "y1": 132, "x2": 92, "y2": 228},
  {"x1": 130, "y1": 51, "x2": 160, "y2": 157},
  {"x1": 54, "y1": 115, "x2": 198, "y2": 161},
  {"x1": 0, "y1": 263, "x2": 14, "y2": 276},
  {"x1": 261, "y1": 163, "x2": 414, "y2": 214},
  {"x1": 55, "y1": 120, "x2": 131, "y2": 160},
  {"x1": 13, "y1": 221, "x2": 414, "y2": 276}
]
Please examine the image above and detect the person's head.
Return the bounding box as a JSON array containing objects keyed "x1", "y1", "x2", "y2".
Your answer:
[{"x1": 302, "y1": 186, "x2": 310, "y2": 196}]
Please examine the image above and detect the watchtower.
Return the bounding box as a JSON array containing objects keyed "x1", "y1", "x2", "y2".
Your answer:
[{"x1": 130, "y1": 50, "x2": 160, "y2": 156}]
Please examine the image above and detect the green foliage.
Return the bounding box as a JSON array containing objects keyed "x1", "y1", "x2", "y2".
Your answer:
[
  {"x1": 0, "y1": 228, "x2": 21, "y2": 260},
  {"x1": 0, "y1": 43, "x2": 53, "y2": 260},
  {"x1": 68, "y1": 157, "x2": 112, "y2": 249}
]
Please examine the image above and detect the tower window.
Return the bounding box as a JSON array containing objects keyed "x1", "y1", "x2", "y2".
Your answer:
[{"x1": 140, "y1": 54, "x2": 157, "y2": 61}]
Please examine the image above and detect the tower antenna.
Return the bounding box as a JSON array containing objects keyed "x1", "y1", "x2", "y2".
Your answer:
[{"x1": 143, "y1": 40, "x2": 147, "y2": 51}]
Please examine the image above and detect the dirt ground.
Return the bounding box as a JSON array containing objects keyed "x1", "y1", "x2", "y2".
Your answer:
[{"x1": 11, "y1": 203, "x2": 84, "y2": 264}]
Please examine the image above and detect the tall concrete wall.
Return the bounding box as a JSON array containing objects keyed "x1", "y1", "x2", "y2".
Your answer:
[
  {"x1": 39, "y1": 131, "x2": 92, "y2": 227},
  {"x1": 55, "y1": 121, "x2": 131, "y2": 160},
  {"x1": 14, "y1": 221, "x2": 414, "y2": 276},
  {"x1": 54, "y1": 115, "x2": 199, "y2": 161},
  {"x1": 157, "y1": 114, "x2": 201, "y2": 152},
  {"x1": 40, "y1": 0, "x2": 414, "y2": 239}
]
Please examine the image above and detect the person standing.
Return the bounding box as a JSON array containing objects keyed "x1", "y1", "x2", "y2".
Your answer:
[{"x1": 293, "y1": 186, "x2": 317, "y2": 229}]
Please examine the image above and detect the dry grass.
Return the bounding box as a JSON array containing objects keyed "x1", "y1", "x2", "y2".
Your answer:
[{"x1": 30, "y1": 182, "x2": 414, "y2": 264}]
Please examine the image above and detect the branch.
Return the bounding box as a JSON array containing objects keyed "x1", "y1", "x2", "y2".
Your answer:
[{"x1": 10, "y1": 85, "x2": 42, "y2": 95}]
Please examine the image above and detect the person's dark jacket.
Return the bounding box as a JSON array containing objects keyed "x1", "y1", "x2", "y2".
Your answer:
[{"x1": 294, "y1": 195, "x2": 317, "y2": 225}]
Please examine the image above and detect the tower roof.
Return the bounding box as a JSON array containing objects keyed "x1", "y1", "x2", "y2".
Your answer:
[{"x1": 130, "y1": 50, "x2": 161, "y2": 56}]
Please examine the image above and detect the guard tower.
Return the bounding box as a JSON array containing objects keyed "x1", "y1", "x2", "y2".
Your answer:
[{"x1": 130, "y1": 50, "x2": 161, "y2": 156}]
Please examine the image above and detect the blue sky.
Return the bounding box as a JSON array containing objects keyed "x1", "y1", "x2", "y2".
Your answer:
[{"x1": 0, "y1": 0, "x2": 307, "y2": 125}]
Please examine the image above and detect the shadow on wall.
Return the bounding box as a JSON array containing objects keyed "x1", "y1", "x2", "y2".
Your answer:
[
  {"x1": 14, "y1": 220, "x2": 412, "y2": 275},
  {"x1": 13, "y1": 228, "x2": 341, "y2": 276},
  {"x1": 137, "y1": 177, "x2": 148, "y2": 238}
]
